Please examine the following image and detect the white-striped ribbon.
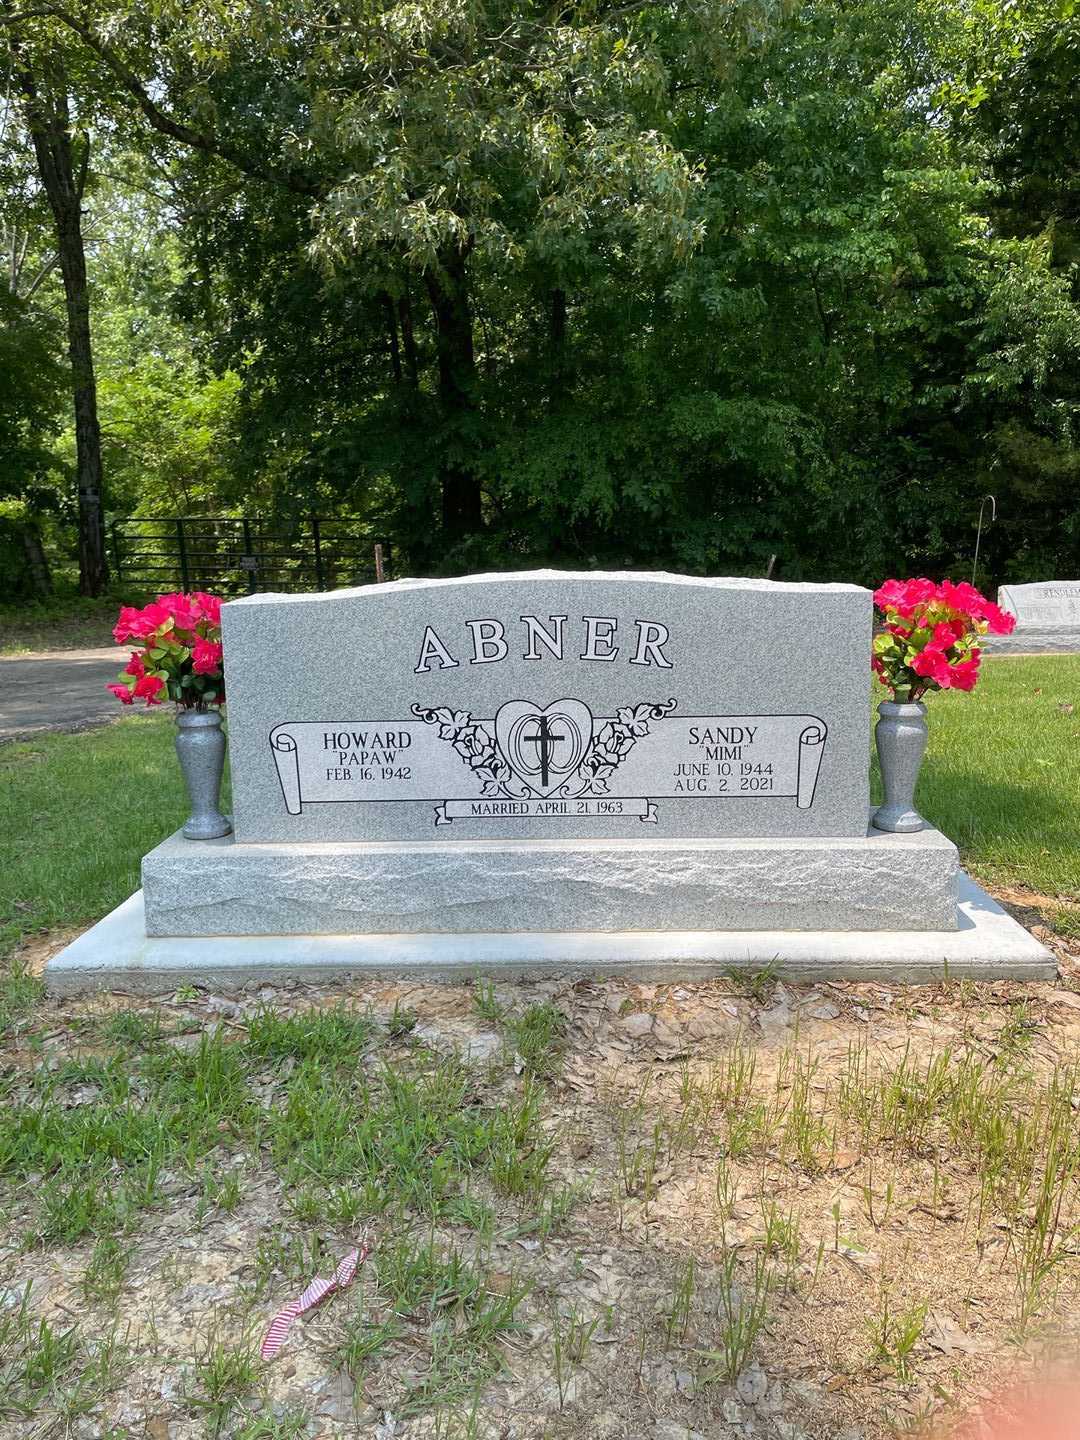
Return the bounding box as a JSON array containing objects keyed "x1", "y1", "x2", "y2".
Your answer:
[{"x1": 260, "y1": 1240, "x2": 370, "y2": 1360}]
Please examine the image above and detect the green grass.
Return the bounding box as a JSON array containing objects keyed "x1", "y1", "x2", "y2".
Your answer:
[
  {"x1": 0, "y1": 1002, "x2": 557, "y2": 1246},
  {"x1": 0, "y1": 1290, "x2": 130, "y2": 1424},
  {"x1": 0, "y1": 713, "x2": 229, "y2": 961},
  {"x1": 871, "y1": 656, "x2": 1080, "y2": 898},
  {"x1": 0, "y1": 1000, "x2": 545, "y2": 1423},
  {"x1": 504, "y1": 1002, "x2": 566, "y2": 1078}
]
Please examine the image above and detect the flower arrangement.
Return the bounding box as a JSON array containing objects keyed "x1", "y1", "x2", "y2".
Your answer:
[
  {"x1": 108, "y1": 592, "x2": 225, "y2": 709},
  {"x1": 871, "y1": 578, "x2": 1015, "y2": 701}
]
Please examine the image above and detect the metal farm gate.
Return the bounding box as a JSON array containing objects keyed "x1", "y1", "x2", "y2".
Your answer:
[{"x1": 110, "y1": 517, "x2": 389, "y2": 595}]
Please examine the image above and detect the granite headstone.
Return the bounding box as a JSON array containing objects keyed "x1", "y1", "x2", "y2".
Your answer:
[
  {"x1": 220, "y1": 571, "x2": 871, "y2": 844},
  {"x1": 43, "y1": 570, "x2": 1057, "y2": 986},
  {"x1": 998, "y1": 580, "x2": 1080, "y2": 628}
]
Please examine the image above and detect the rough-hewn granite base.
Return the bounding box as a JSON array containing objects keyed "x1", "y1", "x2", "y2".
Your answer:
[
  {"x1": 141, "y1": 823, "x2": 960, "y2": 937},
  {"x1": 44, "y1": 874, "x2": 1055, "y2": 995}
]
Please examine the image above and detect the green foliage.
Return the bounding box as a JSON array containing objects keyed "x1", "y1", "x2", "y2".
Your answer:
[
  {"x1": 0, "y1": 284, "x2": 66, "y2": 597},
  {"x1": 0, "y1": 289, "x2": 64, "y2": 508},
  {"x1": 88, "y1": 164, "x2": 242, "y2": 517}
]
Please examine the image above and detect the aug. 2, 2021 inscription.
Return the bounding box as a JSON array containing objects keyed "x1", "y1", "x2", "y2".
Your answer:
[{"x1": 221, "y1": 572, "x2": 871, "y2": 842}]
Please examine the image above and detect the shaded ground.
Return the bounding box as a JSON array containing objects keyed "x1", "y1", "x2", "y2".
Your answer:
[
  {"x1": 1, "y1": 943, "x2": 1079, "y2": 1440},
  {"x1": 0, "y1": 596, "x2": 144, "y2": 657},
  {"x1": 0, "y1": 648, "x2": 127, "y2": 743}
]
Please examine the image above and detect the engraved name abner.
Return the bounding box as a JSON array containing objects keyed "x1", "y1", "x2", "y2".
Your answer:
[{"x1": 414, "y1": 614, "x2": 674, "y2": 671}]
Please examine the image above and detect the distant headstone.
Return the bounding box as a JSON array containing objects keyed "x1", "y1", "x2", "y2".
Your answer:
[
  {"x1": 220, "y1": 572, "x2": 871, "y2": 843},
  {"x1": 998, "y1": 581, "x2": 1080, "y2": 628}
]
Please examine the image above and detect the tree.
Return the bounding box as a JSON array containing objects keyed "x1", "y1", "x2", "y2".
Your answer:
[
  {"x1": 2, "y1": 11, "x2": 108, "y2": 593},
  {"x1": 0, "y1": 286, "x2": 64, "y2": 501},
  {"x1": 0, "y1": 75, "x2": 65, "y2": 594},
  {"x1": 3, "y1": 0, "x2": 1076, "y2": 590},
  {"x1": 933, "y1": 0, "x2": 1080, "y2": 581}
]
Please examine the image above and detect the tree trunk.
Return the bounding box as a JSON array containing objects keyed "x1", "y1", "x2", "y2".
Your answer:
[
  {"x1": 425, "y1": 249, "x2": 483, "y2": 543},
  {"x1": 21, "y1": 520, "x2": 52, "y2": 597},
  {"x1": 381, "y1": 290, "x2": 402, "y2": 384},
  {"x1": 551, "y1": 286, "x2": 567, "y2": 349},
  {"x1": 14, "y1": 57, "x2": 108, "y2": 596},
  {"x1": 398, "y1": 291, "x2": 419, "y2": 389},
  {"x1": 550, "y1": 285, "x2": 568, "y2": 398}
]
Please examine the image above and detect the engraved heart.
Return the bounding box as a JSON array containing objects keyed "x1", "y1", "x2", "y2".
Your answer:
[{"x1": 494, "y1": 699, "x2": 594, "y2": 798}]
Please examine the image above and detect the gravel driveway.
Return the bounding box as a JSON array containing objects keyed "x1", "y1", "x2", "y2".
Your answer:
[{"x1": 0, "y1": 647, "x2": 128, "y2": 743}]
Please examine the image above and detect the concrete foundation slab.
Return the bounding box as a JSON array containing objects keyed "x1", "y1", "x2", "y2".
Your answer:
[
  {"x1": 142, "y1": 823, "x2": 961, "y2": 937},
  {"x1": 46, "y1": 873, "x2": 1055, "y2": 995}
]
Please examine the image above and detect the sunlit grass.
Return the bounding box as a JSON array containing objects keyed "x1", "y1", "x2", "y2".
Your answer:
[
  {"x1": 872, "y1": 655, "x2": 1080, "y2": 898},
  {"x1": 0, "y1": 712, "x2": 230, "y2": 959}
]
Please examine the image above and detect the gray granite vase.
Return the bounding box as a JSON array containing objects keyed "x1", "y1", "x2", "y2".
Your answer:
[
  {"x1": 176, "y1": 709, "x2": 232, "y2": 840},
  {"x1": 872, "y1": 700, "x2": 928, "y2": 833}
]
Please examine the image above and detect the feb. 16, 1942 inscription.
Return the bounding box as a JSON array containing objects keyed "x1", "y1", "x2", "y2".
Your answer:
[{"x1": 221, "y1": 571, "x2": 871, "y2": 843}]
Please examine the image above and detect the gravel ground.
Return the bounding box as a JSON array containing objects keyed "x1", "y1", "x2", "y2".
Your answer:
[{"x1": 0, "y1": 647, "x2": 127, "y2": 743}]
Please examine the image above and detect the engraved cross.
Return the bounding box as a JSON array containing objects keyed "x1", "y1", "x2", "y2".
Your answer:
[{"x1": 524, "y1": 716, "x2": 567, "y2": 788}]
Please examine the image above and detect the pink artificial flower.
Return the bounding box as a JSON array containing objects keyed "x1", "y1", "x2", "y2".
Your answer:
[
  {"x1": 904, "y1": 578, "x2": 939, "y2": 608},
  {"x1": 113, "y1": 604, "x2": 166, "y2": 644},
  {"x1": 981, "y1": 601, "x2": 1016, "y2": 635},
  {"x1": 192, "y1": 637, "x2": 224, "y2": 675},
  {"x1": 938, "y1": 579, "x2": 987, "y2": 618},
  {"x1": 936, "y1": 580, "x2": 1016, "y2": 635},
  {"x1": 134, "y1": 673, "x2": 166, "y2": 705},
  {"x1": 124, "y1": 652, "x2": 146, "y2": 679},
  {"x1": 932, "y1": 621, "x2": 961, "y2": 649},
  {"x1": 157, "y1": 592, "x2": 201, "y2": 635},
  {"x1": 112, "y1": 607, "x2": 139, "y2": 644},
  {"x1": 910, "y1": 646, "x2": 945, "y2": 678},
  {"x1": 872, "y1": 575, "x2": 999, "y2": 698},
  {"x1": 107, "y1": 682, "x2": 134, "y2": 705},
  {"x1": 873, "y1": 580, "x2": 910, "y2": 611},
  {"x1": 874, "y1": 577, "x2": 938, "y2": 620},
  {"x1": 192, "y1": 592, "x2": 222, "y2": 626},
  {"x1": 947, "y1": 656, "x2": 981, "y2": 691}
]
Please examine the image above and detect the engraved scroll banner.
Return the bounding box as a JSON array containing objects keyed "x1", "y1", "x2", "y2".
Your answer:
[
  {"x1": 268, "y1": 710, "x2": 827, "y2": 824},
  {"x1": 270, "y1": 729, "x2": 302, "y2": 815},
  {"x1": 797, "y1": 722, "x2": 826, "y2": 807}
]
